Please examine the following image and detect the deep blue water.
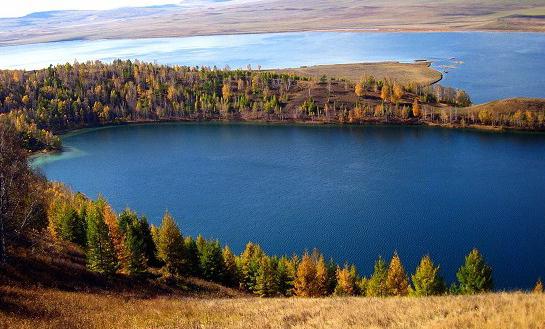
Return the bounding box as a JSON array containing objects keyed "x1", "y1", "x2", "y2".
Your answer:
[
  {"x1": 34, "y1": 123, "x2": 545, "y2": 289},
  {"x1": 1, "y1": 32, "x2": 545, "y2": 103}
]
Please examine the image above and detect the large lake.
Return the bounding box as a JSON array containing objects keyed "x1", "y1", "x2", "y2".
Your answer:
[
  {"x1": 1, "y1": 32, "x2": 545, "y2": 103},
  {"x1": 35, "y1": 123, "x2": 545, "y2": 289}
]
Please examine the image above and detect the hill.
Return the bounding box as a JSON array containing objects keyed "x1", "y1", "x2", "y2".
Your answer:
[
  {"x1": 461, "y1": 98, "x2": 545, "y2": 115},
  {"x1": 1, "y1": 234, "x2": 544, "y2": 329},
  {"x1": 1, "y1": 0, "x2": 544, "y2": 45}
]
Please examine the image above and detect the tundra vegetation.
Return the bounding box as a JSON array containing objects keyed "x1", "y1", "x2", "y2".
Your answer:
[{"x1": 1, "y1": 61, "x2": 544, "y2": 153}]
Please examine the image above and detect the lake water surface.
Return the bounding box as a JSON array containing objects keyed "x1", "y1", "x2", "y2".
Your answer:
[
  {"x1": 1, "y1": 32, "x2": 545, "y2": 103},
  {"x1": 35, "y1": 123, "x2": 545, "y2": 289}
]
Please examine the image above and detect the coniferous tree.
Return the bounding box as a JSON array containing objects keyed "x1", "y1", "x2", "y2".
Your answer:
[
  {"x1": 386, "y1": 252, "x2": 410, "y2": 296},
  {"x1": 334, "y1": 265, "x2": 357, "y2": 296},
  {"x1": 533, "y1": 279, "x2": 544, "y2": 293},
  {"x1": 255, "y1": 256, "x2": 278, "y2": 297},
  {"x1": 86, "y1": 202, "x2": 117, "y2": 275},
  {"x1": 157, "y1": 211, "x2": 185, "y2": 275},
  {"x1": 184, "y1": 236, "x2": 200, "y2": 276},
  {"x1": 138, "y1": 216, "x2": 158, "y2": 267},
  {"x1": 315, "y1": 254, "x2": 329, "y2": 296},
  {"x1": 276, "y1": 256, "x2": 296, "y2": 296},
  {"x1": 294, "y1": 252, "x2": 318, "y2": 297},
  {"x1": 411, "y1": 255, "x2": 445, "y2": 296},
  {"x1": 117, "y1": 208, "x2": 146, "y2": 274},
  {"x1": 367, "y1": 256, "x2": 389, "y2": 297},
  {"x1": 222, "y1": 246, "x2": 238, "y2": 287},
  {"x1": 199, "y1": 240, "x2": 225, "y2": 282},
  {"x1": 237, "y1": 242, "x2": 264, "y2": 292},
  {"x1": 456, "y1": 248, "x2": 493, "y2": 294}
]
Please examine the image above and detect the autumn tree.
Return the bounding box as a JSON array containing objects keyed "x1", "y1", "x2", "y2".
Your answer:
[
  {"x1": 381, "y1": 85, "x2": 391, "y2": 102},
  {"x1": 456, "y1": 248, "x2": 493, "y2": 294},
  {"x1": 118, "y1": 209, "x2": 146, "y2": 274},
  {"x1": 157, "y1": 211, "x2": 185, "y2": 275},
  {"x1": 255, "y1": 256, "x2": 278, "y2": 297},
  {"x1": 0, "y1": 126, "x2": 47, "y2": 263},
  {"x1": 222, "y1": 246, "x2": 238, "y2": 287},
  {"x1": 411, "y1": 255, "x2": 445, "y2": 296},
  {"x1": 294, "y1": 252, "x2": 318, "y2": 297},
  {"x1": 276, "y1": 256, "x2": 297, "y2": 296},
  {"x1": 533, "y1": 279, "x2": 544, "y2": 293},
  {"x1": 367, "y1": 256, "x2": 389, "y2": 297},
  {"x1": 238, "y1": 242, "x2": 265, "y2": 292},
  {"x1": 412, "y1": 98, "x2": 422, "y2": 118},
  {"x1": 355, "y1": 82, "x2": 365, "y2": 97},
  {"x1": 184, "y1": 236, "x2": 200, "y2": 276},
  {"x1": 85, "y1": 202, "x2": 118, "y2": 275},
  {"x1": 334, "y1": 264, "x2": 358, "y2": 296},
  {"x1": 386, "y1": 252, "x2": 410, "y2": 296}
]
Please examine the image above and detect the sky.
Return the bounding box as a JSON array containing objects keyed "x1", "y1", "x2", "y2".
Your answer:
[{"x1": 0, "y1": 0, "x2": 180, "y2": 18}]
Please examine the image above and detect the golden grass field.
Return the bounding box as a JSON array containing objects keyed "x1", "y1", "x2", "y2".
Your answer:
[
  {"x1": 1, "y1": 286, "x2": 544, "y2": 329},
  {"x1": 273, "y1": 62, "x2": 443, "y2": 86}
]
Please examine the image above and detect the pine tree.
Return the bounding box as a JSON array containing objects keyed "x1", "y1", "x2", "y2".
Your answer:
[
  {"x1": 386, "y1": 252, "x2": 410, "y2": 296},
  {"x1": 199, "y1": 240, "x2": 225, "y2": 282},
  {"x1": 355, "y1": 82, "x2": 365, "y2": 97},
  {"x1": 276, "y1": 256, "x2": 296, "y2": 296},
  {"x1": 118, "y1": 208, "x2": 146, "y2": 274},
  {"x1": 335, "y1": 265, "x2": 357, "y2": 296},
  {"x1": 222, "y1": 246, "x2": 238, "y2": 287},
  {"x1": 411, "y1": 255, "x2": 445, "y2": 296},
  {"x1": 138, "y1": 216, "x2": 158, "y2": 267},
  {"x1": 255, "y1": 256, "x2": 278, "y2": 297},
  {"x1": 184, "y1": 236, "x2": 200, "y2": 276},
  {"x1": 315, "y1": 254, "x2": 329, "y2": 296},
  {"x1": 97, "y1": 197, "x2": 124, "y2": 269},
  {"x1": 85, "y1": 202, "x2": 117, "y2": 275},
  {"x1": 533, "y1": 279, "x2": 544, "y2": 293},
  {"x1": 157, "y1": 211, "x2": 185, "y2": 275},
  {"x1": 238, "y1": 242, "x2": 264, "y2": 292},
  {"x1": 412, "y1": 98, "x2": 422, "y2": 118},
  {"x1": 381, "y1": 85, "x2": 391, "y2": 102},
  {"x1": 357, "y1": 277, "x2": 369, "y2": 296},
  {"x1": 367, "y1": 256, "x2": 389, "y2": 297},
  {"x1": 456, "y1": 248, "x2": 493, "y2": 294},
  {"x1": 294, "y1": 252, "x2": 318, "y2": 297}
]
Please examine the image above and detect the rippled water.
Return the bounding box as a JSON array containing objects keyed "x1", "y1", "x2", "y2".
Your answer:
[
  {"x1": 1, "y1": 32, "x2": 545, "y2": 103},
  {"x1": 35, "y1": 123, "x2": 545, "y2": 289}
]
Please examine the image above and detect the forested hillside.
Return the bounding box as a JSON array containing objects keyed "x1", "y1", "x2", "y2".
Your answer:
[{"x1": 1, "y1": 60, "x2": 543, "y2": 152}]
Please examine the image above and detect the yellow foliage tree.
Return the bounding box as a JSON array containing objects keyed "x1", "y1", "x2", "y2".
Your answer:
[
  {"x1": 335, "y1": 265, "x2": 357, "y2": 296},
  {"x1": 381, "y1": 85, "x2": 391, "y2": 102},
  {"x1": 355, "y1": 82, "x2": 365, "y2": 97},
  {"x1": 222, "y1": 82, "x2": 232, "y2": 99},
  {"x1": 533, "y1": 279, "x2": 544, "y2": 293},
  {"x1": 412, "y1": 98, "x2": 422, "y2": 118},
  {"x1": 294, "y1": 252, "x2": 318, "y2": 297},
  {"x1": 386, "y1": 252, "x2": 410, "y2": 296}
]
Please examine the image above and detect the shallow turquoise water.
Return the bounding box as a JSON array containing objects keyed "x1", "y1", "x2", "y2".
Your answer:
[
  {"x1": 1, "y1": 32, "x2": 545, "y2": 103},
  {"x1": 35, "y1": 123, "x2": 545, "y2": 289}
]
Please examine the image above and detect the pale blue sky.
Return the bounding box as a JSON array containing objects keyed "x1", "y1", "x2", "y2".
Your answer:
[{"x1": 1, "y1": 0, "x2": 178, "y2": 18}]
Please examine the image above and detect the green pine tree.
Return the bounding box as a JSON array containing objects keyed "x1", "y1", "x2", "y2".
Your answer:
[
  {"x1": 183, "y1": 236, "x2": 200, "y2": 276},
  {"x1": 85, "y1": 202, "x2": 117, "y2": 275},
  {"x1": 199, "y1": 240, "x2": 225, "y2": 282},
  {"x1": 411, "y1": 255, "x2": 445, "y2": 296},
  {"x1": 366, "y1": 256, "x2": 389, "y2": 297},
  {"x1": 255, "y1": 256, "x2": 278, "y2": 297},
  {"x1": 456, "y1": 248, "x2": 493, "y2": 294},
  {"x1": 237, "y1": 242, "x2": 264, "y2": 292}
]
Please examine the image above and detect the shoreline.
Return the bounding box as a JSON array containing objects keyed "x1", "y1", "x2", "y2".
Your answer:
[
  {"x1": 30, "y1": 117, "x2": 545, "y2": 162},
  {"x1": 2, "y1": 29, "x2": 545, "y2": 47}
]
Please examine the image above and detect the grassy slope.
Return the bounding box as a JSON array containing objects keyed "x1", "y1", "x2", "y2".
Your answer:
[
  {"x1": 2, "y1": 287, "x2": 545, "y2": 329},
  {"x1": 1, "y1": 234, "x2": 544, "y2": 329},
  {"x1": 1, "y1": 0, "x2": 545, "y2": 46},
  {"x1": 273, "y1": 62, "x2": 443, "y2": 86},
  {"x1": 461, "y1": 98, "x2": 545, "y2": 114}
]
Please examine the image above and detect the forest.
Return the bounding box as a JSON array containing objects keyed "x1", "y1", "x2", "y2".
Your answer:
[
  {"x1": 1, "y1": 60, "x2": 543, "y2": 152},
  {"x1": 1, "y1": 125, "x2": 543, "y2": 298}
]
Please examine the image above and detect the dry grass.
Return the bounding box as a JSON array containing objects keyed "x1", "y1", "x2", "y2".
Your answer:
[
  {"x1": 1, "y1": 286, "x2": 545, "y2": 329},
  {"x1": 273, "y1": 62, "x2": 442, "y2": 86},
  {"x1": 461, "y1": 98, "x2": 545, "y2": 115}
]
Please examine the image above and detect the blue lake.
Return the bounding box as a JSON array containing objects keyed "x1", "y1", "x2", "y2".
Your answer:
[
  {"x1": 1, "y1": 32, "x2": 545, "y2": 103},
  {"x1": 35, "y1": 123, "x2": 545, "y2": 289}
]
